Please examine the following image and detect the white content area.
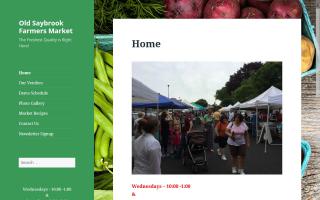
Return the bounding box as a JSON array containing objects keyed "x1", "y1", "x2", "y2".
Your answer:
[{"x1": 114, "y1": 19, "x2": 301, "y2": 200}]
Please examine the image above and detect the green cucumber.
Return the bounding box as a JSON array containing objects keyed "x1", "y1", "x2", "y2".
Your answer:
[
  {"x1": 94, "y1": 127, "x2": 104, "y2": 168},
  {"x1": 100, "y1": 132, "x2": 111, "y2": 158},
  {"x1": 94, "y1": 47, "x2": 110, "y2": 86},
  {"x1": 94, "y1": 78, "x2": 113, "y2": 103},
  {"x1": 94, "y1": 106, "x2": 113, "y2": 139}
]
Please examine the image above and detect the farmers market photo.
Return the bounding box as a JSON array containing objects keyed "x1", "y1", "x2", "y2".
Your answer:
[{"x1": 131, "y1": 61, "x2": 283, "y2": 174}]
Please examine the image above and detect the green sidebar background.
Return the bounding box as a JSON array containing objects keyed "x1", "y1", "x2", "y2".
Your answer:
[{"x1": 0, "y1": 0, "x2": 93, "y2": 199}]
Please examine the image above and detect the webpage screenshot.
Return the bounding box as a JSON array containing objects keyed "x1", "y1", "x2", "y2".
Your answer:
[{"x1": 0, "y1": 0, "x2": 319, "y2": 200}]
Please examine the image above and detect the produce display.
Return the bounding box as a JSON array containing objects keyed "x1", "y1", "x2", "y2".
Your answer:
[
  {"x1": 94, "y1": 172, "x2": 113, "y2": 190},
  {"x1": 94, "y1": 0, "x2": 164, "y2": 34},
  {"x1": 241, "y1": 7, "x2": 264, "y2": 18},
  {"x1": 94, "y1": 0, "x2": 306, "y2": 33},
  {"x1": 268, "y1": 0, "x2": 302, "y2": 18},
  {"x1": 301, "y1": 36, "x2": 315, "y2": 73},
  {"x1": 165, "y1": 0, "x2": 302, "y2": 19},
  {"x1": 165, "y1": 0, "x2": 205, "y2": 18},
  {"x1": 94, "y1": 45, "x2": 113, "y2": 199},
  {"x1": 203, "y1": 0, "x2": 240, "y2": 18},
  {"x1": 238, "y1": 0, "x2": 246, "y2": 7},
  {"x1": 94, "y1": 190, "x2": 113, "y2": 200},
  {"x1": 247, "y1": 0, "x2": 271, "y2": 15}
]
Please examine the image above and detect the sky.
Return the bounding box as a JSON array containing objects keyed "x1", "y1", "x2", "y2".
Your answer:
[{"x1": 132, "y1": 62, "x2": 244, "y2": 104}]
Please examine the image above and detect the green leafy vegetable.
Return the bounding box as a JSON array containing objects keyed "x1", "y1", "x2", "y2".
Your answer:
[
  {"x1": 94, "y1": 190, "x2": 113, "y2": 200},
  {"x1": 94, "y1": 0, "x2": 164, "y2": 34}
]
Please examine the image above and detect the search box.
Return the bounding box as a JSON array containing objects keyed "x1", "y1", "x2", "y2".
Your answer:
[{"x1": 19, "y1": 158, "x2": 75, "y2": 168}]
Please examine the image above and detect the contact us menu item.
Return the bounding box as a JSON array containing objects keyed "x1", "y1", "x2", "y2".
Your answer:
[{"x1": 0, "y1": 0, "x2": 93, "y2": 199}]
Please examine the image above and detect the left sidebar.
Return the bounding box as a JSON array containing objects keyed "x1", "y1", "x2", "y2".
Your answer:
[{"x1": 0, "y1": 0, "x2": 93, "y2": 199}]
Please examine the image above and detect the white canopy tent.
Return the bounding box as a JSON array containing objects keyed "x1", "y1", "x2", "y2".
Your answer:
[
  {"x1": 238, "y1": 86, "x2": 282, "y2": 153},
  {"x1": 220, "y1": 104, "x2": 233, "y2": 112},
  {"x1": 230, "y1": 101, "x2": 241, "y2": 110},
  {"x1": 268, "y1": 94, "x2": 282, "y2": 105},
  {"x1": 132, "y1": 78, "x2": 158, "y2": 103},
  {"x1": 240, "y1": 86, "x2": 282, "y2": 109}
]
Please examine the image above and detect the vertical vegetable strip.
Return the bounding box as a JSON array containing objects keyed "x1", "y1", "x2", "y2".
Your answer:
[{"x1": 94, "y1": 46, "x2": 113, "y2": 199}]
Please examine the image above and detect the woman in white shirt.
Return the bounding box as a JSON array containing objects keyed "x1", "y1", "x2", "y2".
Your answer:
[
  {"x1": 133, "y1": 116, "x2": 162, "y2": 174},
  {"x1": 226, "y1": 114, "x2": 250, "y2": 174}
]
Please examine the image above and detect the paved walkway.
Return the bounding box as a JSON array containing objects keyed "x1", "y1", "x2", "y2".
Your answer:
[{"x1": 161, "y1": 136, "x2": 282, "y2": 174}]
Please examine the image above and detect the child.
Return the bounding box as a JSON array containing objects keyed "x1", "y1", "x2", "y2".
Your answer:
[{"x1": 172, "y1": 128, "x2": 181, "y2": 155}]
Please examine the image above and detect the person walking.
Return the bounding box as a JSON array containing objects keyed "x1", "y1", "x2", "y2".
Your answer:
[
  {"x1": 203, "y1": 108, "x2": 214, "y2": 152},
  {"x1": 184, "y1": 112, "x2": 193, "y2": 134},
  {"x1": 213, "y1": 110, "x2": 221, "y2": 150},
  {"x1": 172, "y1": 113, "x2": 181, "y2": 155},
  {"x1": 160, "y1": 111, "x2": 170, "y2": 156},
  {"x1": 173, "y1": 113, "x2": 181, "y2": 133},
  {"x1": 133, "y1": 112, "x2": 145, "y2": 138},
  {"x1": 133, "y1": 116, "x2": 162, "y2": 174},
  {"x1": 213, "y1": 110, "x2": 221, "y2": 125},
  {"x1": 226, "y1": 114, "x2": 250, "y2": 174},
  {"x1": 180, "y1": 112, "x2": 193, "y2": 156},
  {"x1": 215, "y1": 115, "x2": 229, "y2": 160}
]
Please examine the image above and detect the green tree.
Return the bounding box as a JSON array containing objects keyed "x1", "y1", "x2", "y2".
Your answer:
[
  {"x1": 233, "y1": 83, "x2": 257, "y2": 102},
  {"x1": 215, "y1": 62, "x2": 282, "y2": 105},
  {"x1": 195, "y1": 99, "x2": 208, "y2": 108},
  {"x1": 220, "y1": 97, "x2": 235, "y2": 107},
  {"x1": 225, "y1": 62, "x2": 263, "y2": 93},
  {"x1": 215, "y1": 87, "x2": 234, "y2": 106},
  {"x1": 250, "y1": 62, "x2": 282, "y2": 94},
  {"x1": 233, "y1": 62, "x2": 282, "y2": 102}
]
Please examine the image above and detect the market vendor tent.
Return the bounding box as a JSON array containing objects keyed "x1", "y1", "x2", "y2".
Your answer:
[
  {"x1": 181, "y1": 99, "x2": 197, "y2": 110},
  {"x1": 170, "y1": 98, "x2": 193, "y2": 109},
  {"x1": 191, "y1": 103, "x2": 206, "y2": 111},
  {"x1": 220, "y1": 104, "x2": 233, "y2": 112},
  {"x1": 132, "y1": 78, "x2": 158, "y2": 103},
  {"x1": 240, "y1": 86, "x2": 282, "y2": 108},
  {"x1": 238, "y1": 86, "x2": 282, "y2": 153},
  {"x1": 231, "y1": 101, "x2": 241, "y2": 110},
  {"x1": 224, "y1": 105, "x2": 233, "y2": 112},
  {"x1": 268, "y1": 94, "x2": 282, "y2": 105},
  {"x1": 133, "y1": 94, "x2": 192, "y2": 109}
]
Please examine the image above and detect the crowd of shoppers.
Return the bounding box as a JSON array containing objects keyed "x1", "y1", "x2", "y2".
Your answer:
[{"x1": 132, "y1": 107, "x2": 281, "y2": 174}]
